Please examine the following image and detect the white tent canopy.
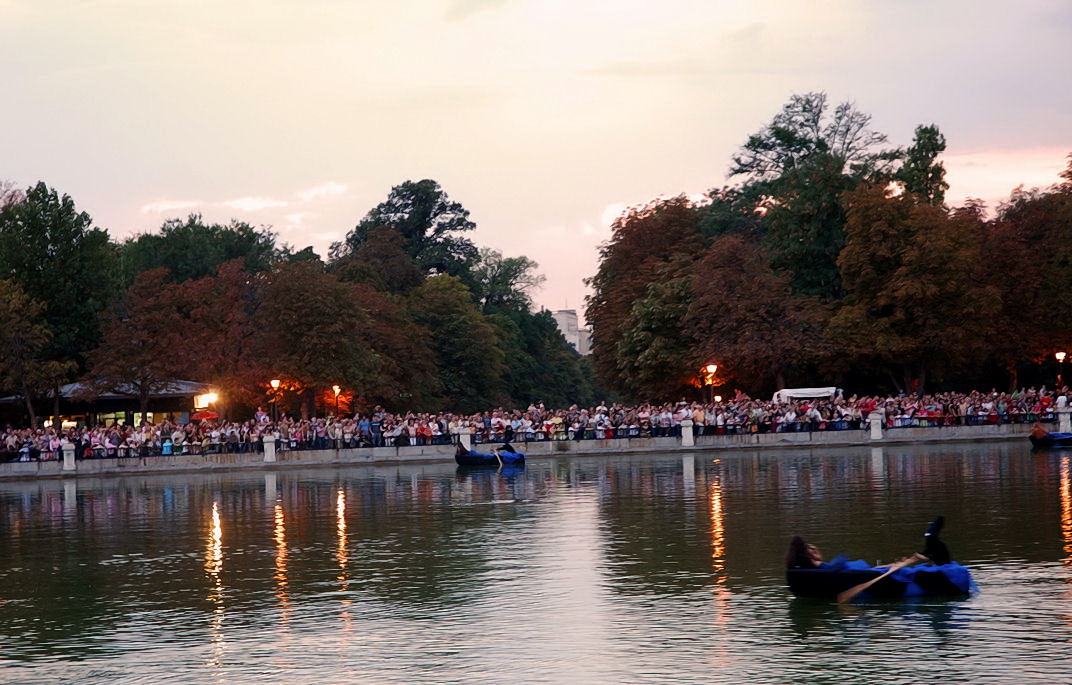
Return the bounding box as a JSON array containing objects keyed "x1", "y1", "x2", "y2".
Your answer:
[{"x1": 771, "y1": 387, "x2": 839, "y2": 403}]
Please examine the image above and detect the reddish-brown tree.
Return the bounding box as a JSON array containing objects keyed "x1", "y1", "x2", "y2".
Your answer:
[
  {"x1": 685, "y1": 234, "x2": 828, "y2": 392},
  {"x1": 255, "y1": 261, "x2": 380, "y2": 418},
  {"x1": 82, "y1": 268, "x2": 190, "y2": 416},
  {"x1": 585, "y1": 196, "x2": 704, "y2": 396},
  {"x1": 831, "y1": 185, "x2": 996, "y2": 394}
]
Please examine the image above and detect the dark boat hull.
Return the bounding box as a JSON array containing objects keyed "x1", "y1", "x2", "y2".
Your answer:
[
  {"x1": 454, "y1": 450, "x2": 525, "y2": 467},
  {"x1": 787, "y1": 563, "x2": 973, "y2": 600},
  {"x1": 1030, "y1": 432, "x2": 1072, "y2": 449}
]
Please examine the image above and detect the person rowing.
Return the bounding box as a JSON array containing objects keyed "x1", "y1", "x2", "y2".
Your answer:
[{"x1": 491, "y1": 441, "x2": 517, "y2": 467}]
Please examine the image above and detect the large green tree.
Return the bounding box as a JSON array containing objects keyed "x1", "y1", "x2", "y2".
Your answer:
[
  {"x1": 406, "y1": 275, "x2": 504, "y2": 412},
  {"x1": 730, "y1": 92, "x2": 902, "y2": 299},
  {"x1": 118, "y1": 214, "x2": 281, "y2": 285},
  {"x1": 896, "y1": 124, "x2": 949, "y2": 205},
  {"x1": 0, "y1": 280, "x2": 73, "y2": 426},
  {"x1": 0, "y1": 182, "x2": 114, "y2": 408},
  {"x1": 469, "y1": 248, "x2": 545, "y2": 313},
  {"x1": 613, "y1": 275, "x2": 699, "y2": 399},
  {"x1": 333, "y1": 179, "x2": 479, "y2": 280}
]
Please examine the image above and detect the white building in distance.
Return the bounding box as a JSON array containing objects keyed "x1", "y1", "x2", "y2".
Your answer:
[{"x1": 552, "y1": 309, "x2": 591, "y2": 356}]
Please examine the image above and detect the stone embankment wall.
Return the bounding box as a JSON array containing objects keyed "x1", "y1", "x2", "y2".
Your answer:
[{"x1": 0, "y1": 420, "x2": 1038, "y2": 482}]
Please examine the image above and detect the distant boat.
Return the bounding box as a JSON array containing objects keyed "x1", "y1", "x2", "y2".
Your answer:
[
  {"x1": 454, "y1": 448, "x2": 525, "y2": 467},
  {"x1": 787, "y1": 561, "x2": 975, "y2": 600},
  {"x1": 1028, "y1": 431, "x2": 1072, "y2": 450}
]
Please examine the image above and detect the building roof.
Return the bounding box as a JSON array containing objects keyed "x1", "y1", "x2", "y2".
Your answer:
[{"x1": 0, "y1": 380, "x2": 209, "y2": 404}]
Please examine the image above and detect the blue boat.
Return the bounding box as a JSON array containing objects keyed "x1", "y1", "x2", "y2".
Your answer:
[
  {"x1": 454, "y1": 447, "x2": 525, "y2": 467},
  {"x1": 1029, "y1": 431, "x2": 1072, "y2": 449},
  {"x1": 787, "y1": 560, "x2": 975, "y2": 600}
]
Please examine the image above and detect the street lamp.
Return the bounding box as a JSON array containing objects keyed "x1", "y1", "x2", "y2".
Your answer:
[
  {"x1": 1057, "y1": 352, "x2": 1067, "y2": 387},
  {"x1": 701, "y1": 364, "x2": 718, "y2": 403},
  {"x1": 332, "y1": 385, "x2": 341, "y2": 416},
  {"x1": 270, "y1": 379, "x2": 281, "y2": 422}
]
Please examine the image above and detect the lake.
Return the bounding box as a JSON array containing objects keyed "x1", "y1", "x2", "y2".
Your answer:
[{"x1": 1, "y1": 441, "x2": 1069, "y2": 683}]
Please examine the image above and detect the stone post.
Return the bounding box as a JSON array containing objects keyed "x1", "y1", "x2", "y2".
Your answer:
[
  {"x1": 868, "y1": 411, "x2": 884, "y2": 440},
  {"x1": 455, "y1": 427, "x2": 472, "y2": 450},
  {"x1": 680, "y1": 419, "x2": 694, "y2": 447},
  {"x1": 263, "y1": 432, "x2": 277, "y2": 463},
  {"x1": 61, "y1": 439, "x2": 76, "y2": 472},
  {"x1": 1059, "y1": 407, "x2": 1072, "y2": 433}
]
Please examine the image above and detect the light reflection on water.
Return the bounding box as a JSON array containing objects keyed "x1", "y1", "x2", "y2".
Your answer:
[{"x1": 1, "y1": 442, "x2": 1071, "y2": 682}]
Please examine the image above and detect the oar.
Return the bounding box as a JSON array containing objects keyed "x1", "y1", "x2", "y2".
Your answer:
[{"x1": 836, "y1": 553, "x2": 925, "y2": 604}]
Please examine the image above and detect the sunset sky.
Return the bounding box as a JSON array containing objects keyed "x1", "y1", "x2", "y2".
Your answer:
[{"x1": 3, "y1": 0, "x2": 1069, "y2": 318}]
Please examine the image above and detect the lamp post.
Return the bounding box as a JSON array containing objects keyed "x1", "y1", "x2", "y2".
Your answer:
[
  {"x1": 702, "y1": 364, "x2": 718, "y2": 403},
  {"x1": 270, "y1": 379, "x2": 281, "y2": 422},
  {"x1": 332, "y1": 385, "x2": 341, "y2": 416},
  {"x1": 1057, "y1": 352, "x2": 1067, "y2": 388}
]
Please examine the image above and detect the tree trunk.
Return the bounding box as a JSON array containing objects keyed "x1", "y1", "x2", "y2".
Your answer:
[
  {"x1": 139, "y1": 390, "x2": 150, "y2": 419},
  {"x1": 916, "y1": 361, "x2": 927, "y2": 398},
  {"x1": 52, "y1": 382, "x2": 60, "y2": 425},
  {"x1": 773, "y1": 366, "x2": 786, "y2": 391},
  {"x1": 21, "y1": 384, "x2": 37, "y2": 429},
  {"x1": 884, "y1": 367, "x2": 903, "y2": 395},
  {"x1": 1006, "y1": 360, "x2": 1019, "y2": 393},
  {"x1": 300, "y1": 387, "x2": 311, "y2": 420}
]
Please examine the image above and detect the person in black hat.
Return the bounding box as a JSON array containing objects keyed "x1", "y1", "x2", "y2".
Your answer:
[{"x1": 921, "y1": 516, "x2": 951, "y2": 565}]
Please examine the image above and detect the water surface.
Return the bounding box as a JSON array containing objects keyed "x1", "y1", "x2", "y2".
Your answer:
[{"x1": 1, "y1": 442, "x2": 1070, "y2": 683}]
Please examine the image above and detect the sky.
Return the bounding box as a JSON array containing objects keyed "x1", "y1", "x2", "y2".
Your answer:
[{"x1": 2, "y1": 0, "x2": 1070, "y2": 321}]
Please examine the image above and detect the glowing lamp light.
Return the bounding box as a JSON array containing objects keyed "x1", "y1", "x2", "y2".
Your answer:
[
  {"x1": 332, "y1": 385, "x2": 341, "y2": 396},
  {"x1": 705, "y1": 364, "x2": 718, "y2": 374},
  {"x1": 1057, "y1": 352, "x2": 1067, "y2": 363},
  {"x1": 270, "y1": 379, "x2": 281, "y2": 389},
  {"x1": 194, "y1": 392, "x2": 219, "y2": 409},
  {"x1": 714, "y1": 395, "x2": 723, "y2": 403}
]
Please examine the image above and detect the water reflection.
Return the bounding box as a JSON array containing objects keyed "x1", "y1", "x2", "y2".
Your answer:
[
  {"x1": 1060, "y1": 456, "x2": 1072, "y2": 573},
  {"x1": 204, "y1": 501, "x2": 225, "y2": 673},
  {"x1": 1, "y1": 445, "x2": 1071, "y2": 682},
  {"x1": 274, "y1": 503, "x2": 290, "y2": 625},
  {"x1": 336, "y1": 488, "x2": 353, "y2": 635}
]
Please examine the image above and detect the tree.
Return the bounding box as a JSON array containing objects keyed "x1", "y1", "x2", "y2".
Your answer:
[
  {"x1": 731, "y1": 92, "x2": 900, "y2": 183},
  {"x1": 829, "y1": 185, "x2": 995, "y2": 394},
  {"x1": 981, "y1": 161, "x2": 1072, "y2": 385},
  {"x1": 174, "y1": 260, "x2": 266, "y2": 415},
  {"x1": 487, "y1": 308, "x2": 595, "y2": 408},
  {"x1": 0, "y1": 280, "x2": 73, "y2": 427},
  {"x1": 0, "y1": 180, "x2": 24, "y2": 209},
  {"x1": 330, "y1": 226, "x2": 425, "y2": 294},
  {"x1": 332, "y1": 179, "x2": 479, "y2": 279},
  {"x1": 897, "y1": 124, "x2": 949, "y2": 205},
  {"x1": 469, "y1": 248, "x2": 545, "y2": 313},
  {"x1": 118, "y1": 214, "x2": 281, "y2": 285},
  {"x1": 82, "y1": 269, "x2": 189, "y2": 416},
  {"x1": 0, "y1": 182, "x2": 115, "y2": 414},
  {"x1": 613, "y1": 275, "x2": 700, "y2": 399},
  {"x1": 685, "y1": 235, "x2": 828, "y2": 392},
  {"x1": 255, "y1": 262, "x2": 381, "y2": 417},
  {"x1": 406, "y1": 276, "x2": 504, "y2": 412},
  {"x1": 349, "y1": 283, "x2": 439, "y2": 410},
  {"x1": 730, "y1": 93, "x2": 902, "y2": 299},
  {"x1": 585, "y1": 196, "x2": 704, "y2": 395}
]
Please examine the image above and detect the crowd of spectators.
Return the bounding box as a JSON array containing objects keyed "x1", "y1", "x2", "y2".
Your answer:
[{"x1": 1, "y1": 387, "x2": 1067, "y2": 463}]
